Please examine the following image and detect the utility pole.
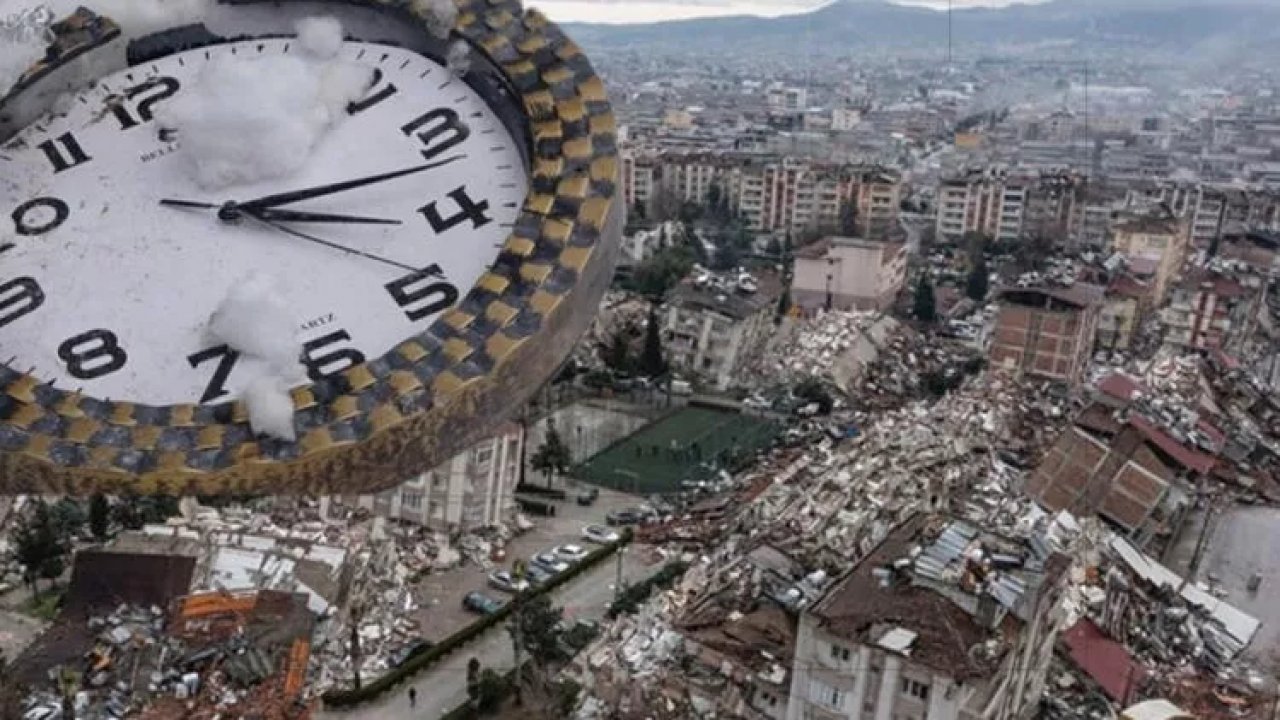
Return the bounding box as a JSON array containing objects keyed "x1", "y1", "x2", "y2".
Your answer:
[
  {"x1": 947, "y1": 0, "x2": 953, "y2": 67},
  {"x1": 613, "y1": 545, "x2": 626, "y2": 604}
]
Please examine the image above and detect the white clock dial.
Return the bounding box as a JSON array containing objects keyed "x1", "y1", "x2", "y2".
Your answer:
[{"x1": 0, "y1": 38, "x2": 528, "y2": 406}]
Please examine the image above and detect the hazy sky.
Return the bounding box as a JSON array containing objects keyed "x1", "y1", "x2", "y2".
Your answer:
[{"x1": 527, "y1": 0, "x2": 1048, "y2": 24}]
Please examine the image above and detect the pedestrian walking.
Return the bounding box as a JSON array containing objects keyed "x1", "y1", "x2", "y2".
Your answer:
[{"x1": 408, "y1": 687, "x2": 417, "y2": 708}]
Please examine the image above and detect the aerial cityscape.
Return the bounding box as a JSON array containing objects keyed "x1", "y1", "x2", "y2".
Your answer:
[{"x1": 3, "y1": 0, "x2": 1280, "y2": 718}]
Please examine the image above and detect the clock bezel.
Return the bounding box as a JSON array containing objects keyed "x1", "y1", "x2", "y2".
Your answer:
[{"x1": 0, "y1": 0, "x2": 622, "y2": 496}]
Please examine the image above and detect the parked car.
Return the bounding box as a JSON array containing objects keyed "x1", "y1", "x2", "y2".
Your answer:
[
  {"x1": 388, "y1": 638, "x2": 434, "y2": 667},
  {"x1": 463, "y1": 591, "x2": 505, "y2": 615},
  {"x1": 583, "y1": 524, "x2": 621, "y2": 544},
  {"x1": 605, "y1": 508, "x2": 652, "y2": 526},
  {"x1": 553, "y1": 544, "x2": 590, "y2": 563},
  {"x1": 576, "y1": 487, "x2": 599, "y2": 506},
  {"x1": 488, "y1": 569, "x2": 531, "y2": 594},
  {"x1": 531, "y1": 552, "x2": 571, "y2": 574},
  {"x1": 524, "y1": 564, "x2": 554, "y2": 586}
]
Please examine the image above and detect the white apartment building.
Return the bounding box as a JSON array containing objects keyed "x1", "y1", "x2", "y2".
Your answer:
[
  {"x1": 935, "y1": 169, "x2": 1026, "y2": 242},
  {"x1": 787, "y1": 516, "x2": 1071, "y2": 720},
  {"x1": 664, "y1": 272, "x2": 781, "y2": 391},
  {"x1": 792, "y1": 237, "x2": 907, "y2": 312},
  {"x1": 343, "y1": 423, "x2": 524, "y2": 532}
]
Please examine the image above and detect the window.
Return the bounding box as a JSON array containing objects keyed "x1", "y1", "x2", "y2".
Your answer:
[
  {"x1": 901, "y1": 678, "x2": 930, "y2": 702},
  {"x1": 829, "y1": 643, "x2": 851, "y2": 662},
  {"x1": 809, "y1": 680, "x2": 843, "y2": 710},
  {"x1": 402, "y1": 491, "x2": 423, "y2": 510}
]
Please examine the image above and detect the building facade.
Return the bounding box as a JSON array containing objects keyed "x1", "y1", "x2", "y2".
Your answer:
[
  {"x1": 346, "y1": 423, "x2": 524, "y2": 532},
  {"x1": 791, "y1": 237, "x2": 908, "y2": 313},
  {"x1": 989, "y1": 286, "x2": 1102, "y2": 385},
  {"x1": 1109, "y1": 207, "x2": 1190, "y2": 304},
  {"x1": 664, "y1": 273, "x2": 782, "y2": 391}
]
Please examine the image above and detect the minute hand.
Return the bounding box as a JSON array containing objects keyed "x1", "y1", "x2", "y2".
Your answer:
[{"x1": 236, "y1": 155, "x2": 465, "y2": 211}]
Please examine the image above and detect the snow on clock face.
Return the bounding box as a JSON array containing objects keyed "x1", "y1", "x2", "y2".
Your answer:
[{"x1": 0, "y1": 38, "x2": 528, "y2": 406}]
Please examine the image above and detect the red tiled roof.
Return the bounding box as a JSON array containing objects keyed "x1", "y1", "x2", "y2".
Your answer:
[
  {"x1": 1128, "y1": 415, "x2": 1218, "y2": 475},
  {"x1": 1062, "y1": 619, "x2": 1147, "y2": 704},
  {"x1": 1108, "y1": 274, "x2": 1152, "y2": 299},
  {"x1": 1097, "y1": 373, "x2": 1144, "y2": 403},
  {"x1": 1196, "y1": 419, "x2": 1227, "y2": 453}
]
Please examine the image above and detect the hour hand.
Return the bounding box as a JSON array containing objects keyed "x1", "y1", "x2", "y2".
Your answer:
[
  {"x1": 160, "y1": 199, "x2": 401, "y2": 225},
  {"x1": 254, "y1": 209, "x2": 402, "y2": 225}
]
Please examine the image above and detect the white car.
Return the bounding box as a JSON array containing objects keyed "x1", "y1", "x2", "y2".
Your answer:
[
  {"x1": 531, "y1": 552, "x2": 571, "y2": 574},
  {"x1": 488, "y1": 570, "x2": 530, "y2": 594},
  {"x1": 554, "y1": 544, "x2": 590, "y2": 563},
  {"x1": 582, "y1": 524, "x2": 621, "y2": 544}
]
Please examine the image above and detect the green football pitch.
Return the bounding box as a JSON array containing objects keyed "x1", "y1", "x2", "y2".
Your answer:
[{"x1": 572, "y1": 405, "x2": 778, "y2": 495}]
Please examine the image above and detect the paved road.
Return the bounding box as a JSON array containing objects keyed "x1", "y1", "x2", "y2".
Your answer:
[{"x1": 321, "y1": 545, "x2": 660, "y2": 720}]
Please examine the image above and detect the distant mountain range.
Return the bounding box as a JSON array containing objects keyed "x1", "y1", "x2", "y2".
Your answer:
[{"x1": 562, "y1": 0, "x2": 1280, "y2": 57}]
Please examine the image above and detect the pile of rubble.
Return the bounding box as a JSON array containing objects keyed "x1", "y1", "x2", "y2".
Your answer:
[{"x1": 19, "y1": 592, "x2": 315, "y2": 720}]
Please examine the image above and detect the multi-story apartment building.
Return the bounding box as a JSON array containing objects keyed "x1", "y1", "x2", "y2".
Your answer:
[
  {"x1": 845, "y1": 166, "x2": 904, "y2": 240},
  {"x1": 1109, "y1": 206, "x2": 1190, "y2": 304},
  {"x1": 621, "y1": 150, "x2": 657, "y2": 212},
  {"x1": 344, "y1": 423, "x2": 524, "y2": 531},
  {"x1": 792, "y1": 237, "x2": 908, "y2": 312},
  {"x1": 627, "y1": 151, "x2": 904, "y2": 241},
  {"x1": 935, "y1": 168, "x2": 1026, "y2": 243},
  {"x1": 663, "y1": 271, "x2": 782, "y2": 391},
  {"x1": 786, "y1": 515, "x2": 1070, "y2": 720},
  {"x1": 1162, "y1": 269, "x2": 1260, "y2": 352},
  {"x1": 989, "y1": 285, "x2": 1103, "y2": 385}
]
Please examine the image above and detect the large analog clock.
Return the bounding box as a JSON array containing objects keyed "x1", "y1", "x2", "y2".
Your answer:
[{"x1": 0, "y1": 0, "x2": 622, "y2": 495}]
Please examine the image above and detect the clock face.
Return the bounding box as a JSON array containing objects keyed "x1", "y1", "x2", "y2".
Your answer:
[{"x1": 0, "y1": 38, "x2": 528, "y2": 406}]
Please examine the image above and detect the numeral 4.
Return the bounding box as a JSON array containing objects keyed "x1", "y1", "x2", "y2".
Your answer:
[
  {"x1": 385, "y1": 266, "x2": 459, "y2": 322},
  {"x1": 421, "y1": 186, "x2": 492, "y2": 234}
]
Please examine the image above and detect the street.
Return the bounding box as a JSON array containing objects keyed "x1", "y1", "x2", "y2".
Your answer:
[
  {"x1": 320, "y1": 542, "x2": 662, "y2": 720},
  {"x1": 411, "y1": 484, "x2": 642, "y2": 640}
]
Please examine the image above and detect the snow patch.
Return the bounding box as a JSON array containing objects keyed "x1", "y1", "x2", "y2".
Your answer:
[
  {"x1": 207, "y1": 272, "x2": 301, "y2": 371},
  {"x1": 446, "y1": 40, "x2": 471, "y2": 77},
  {"x1": 155, "y1": 15, "x2": 372, "y2": 190},
  {"x1": 295, "y1": 15, "x2": 344, "y2": 60},
  {"x1": 243, "y1": 375, "x2": 297, "y2": 442}
]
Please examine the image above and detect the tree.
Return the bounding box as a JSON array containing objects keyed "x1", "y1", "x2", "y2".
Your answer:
[
  {"x1": 508, "y1": 595, "x2": 565, "y2": 664},
  {"x1": 775, "y1": 286, "x2": 792, "y2": 324},
  {"x1": 601, "y1": 329, "x2": 632, "y2": 374},
  {"x1": 474, "y1": 669, "x2": 510, "y2": 713},
  {"x1": 88, "y1": 493, "x2": 110, "y2": 541},
  {"x1": 530, "y1": 421, "x2": 572, "y2": 488},
  {"x1": 630, "y1": 245, "x2": 694, "y2": 298},
  {"x1": 466, "y1": 657, "x2": 482, "y2": 705},
  {"x1": 765, "y1": 237, "x2": 783, "y2": 257},
  {"x1": 966, "y1": 254, "x2": 990, "y2": 301},
  {"x1": 712, "y1": 241, "x2": 740, "y2": 271},
  {"x1": 913, "y1": 275, "x2": 937, "y2": 323},
  {"x1": 839, "y1": 202, "x2": 859, "y2": 237},
  {"x1": 50, "y1": 498, "x2": 85, "y2": 540},
  {"x1": 962, "y1": 231, "x2": 988, "y2": 267},
  {"x1": 639, "y1": 305, "x2": 667, "y2": 378},
  {"x1": 14, "y1": 500, "x2": 67, "y2": 597}
]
